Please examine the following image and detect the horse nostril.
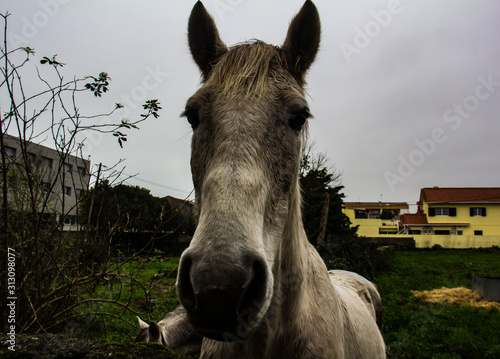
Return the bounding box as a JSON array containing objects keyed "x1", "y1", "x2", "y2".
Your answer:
[
  {"x1": 176, "y1": 250, "x2": 269, "y2": 339},
  {"x1": 176, "y1": 256, "x2": 196, "y2": 312},
  {"x1": 239, "y1": 258, "x2": 268, "y2": 317}
]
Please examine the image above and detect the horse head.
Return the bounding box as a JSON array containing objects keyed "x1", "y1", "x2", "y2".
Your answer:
[{"x1": 177, "y1": 1, "x2": 320, "y2": 342}]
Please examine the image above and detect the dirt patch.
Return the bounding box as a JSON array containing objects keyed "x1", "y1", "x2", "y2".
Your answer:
[
  {"x1": 412, "y1": 287, "x2": 500, "y2": 309},
  {"x1": 1, "y1": 333, "x2": 194, "y2": 358}
]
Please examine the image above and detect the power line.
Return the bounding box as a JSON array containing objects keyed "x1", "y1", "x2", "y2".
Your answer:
[{"x1": 122, "y1": 172, "x2": 192, "y2": 195}]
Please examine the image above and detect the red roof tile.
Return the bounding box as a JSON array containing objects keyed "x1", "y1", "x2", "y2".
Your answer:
[
  {"x1": 420, "y1": 187, "x2": 500, "y2": 204},
  {"x1": 401, "y1": 213, "x2": 428, "y2": 225}
]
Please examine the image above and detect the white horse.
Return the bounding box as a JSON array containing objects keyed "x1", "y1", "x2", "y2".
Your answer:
[
  {"x1": 140, "y1": 1, "x2": 386, "y2": 358},
  {"x1": 136, "y1": 307, "x2": 202, "y2": 355}
]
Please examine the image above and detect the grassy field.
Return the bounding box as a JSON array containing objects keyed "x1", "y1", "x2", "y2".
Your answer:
[
  {"x1": 80, "y1": 257, "x2": 181, "y2": 342},
  {"x1": 83, "y1": 249, "x2": 500, "y2": 358},
  {"x1": 376, "y1": 248, "x2": 500, "y2": 358}
]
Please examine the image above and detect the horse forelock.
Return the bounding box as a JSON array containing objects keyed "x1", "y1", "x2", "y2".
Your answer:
[
  {"x1": 205, "y1": 40, "x2": 288, "y2": 98},
  {"x1": 200, "y1": 39, "x2": 310, "y2": 159}
]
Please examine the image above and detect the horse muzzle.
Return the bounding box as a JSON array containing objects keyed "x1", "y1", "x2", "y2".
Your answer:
[{"x1": 177, "y1": 248, "x2": 269, "y2": 341}]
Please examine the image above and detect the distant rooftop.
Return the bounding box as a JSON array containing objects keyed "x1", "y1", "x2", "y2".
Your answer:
[
  {"x1": 420, "y1": 187, "x2": 500, "y2": 204},
  {"x1": 400, "y1": 213, "x2": 428, "y2": 225},
  {"x1": 344, "y1": 202, "x2": 409, "y2": 209}
]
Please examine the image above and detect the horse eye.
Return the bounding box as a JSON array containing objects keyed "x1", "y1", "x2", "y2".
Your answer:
[
  {"x1": 184, "y1": 108, "x2": 200, "y2": 129},
  {"x1": 288, "y1": 109, "x2": 310, "y2": 131}
]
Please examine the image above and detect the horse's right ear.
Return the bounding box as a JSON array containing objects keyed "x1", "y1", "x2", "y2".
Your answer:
[{"x1": 188, "y1": 1, "x2": 228, "y2": 81}]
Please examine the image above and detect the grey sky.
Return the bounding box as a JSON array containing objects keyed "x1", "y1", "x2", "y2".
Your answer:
[{"x1": 2, "y1": 0, "x2": 499, "y2": 211}]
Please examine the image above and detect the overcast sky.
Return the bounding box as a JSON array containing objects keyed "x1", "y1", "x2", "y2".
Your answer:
[{"x1": 2, "y1": 0, "x2": 499, "y2": 211}]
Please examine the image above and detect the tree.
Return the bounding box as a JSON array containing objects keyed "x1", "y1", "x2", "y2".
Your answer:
[
  {"x1": 1, "y1": 12, "x2": 162, "y2": 335},
  {"x1": 81, "y1": 182, "x2": 193, "y2": 253},
  {"x1": 299, "y1": 145, "x2": 392, "y2": 280},
  {"x1": 300, "y1": 143, "x2": 357, "y2": 247}
]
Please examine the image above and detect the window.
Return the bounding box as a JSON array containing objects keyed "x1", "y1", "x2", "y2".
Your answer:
[
  {"x1": 28, "y1": 153, "x2": 37, "y2": 164},
  {"x1": 63, "y1": 164, "x2": 72, "y2": 173},
  {"x1": 409, "y1": 229, "x2": 421, "y2": 235},
  {"x1": 429, "y1": 207, "x2": 456, "y2": 217},
  {"x1": 77, "y1": 166, "x2": 86, "y2": 176},
  {"x1": 6, "y1": 146, "x2": 16, "y2": 158},
  {"x1": 63, "y1": 216, "x2": 76, "y2": 225},
  {"x1": 435, "y1": 208, "x2": 449, "y2": 216},
  {"x1": 457, "y1": 231, "x2": 463, "y2": 235},
  {"x1": 42, "y1": 156, "x2": 53, "y2": 169},
  {"x1": 435, "y1": 230, "x2": 450, "y2": 235},
  {"x1": 64, "y1": 186, "x2": 71, "y2": 196},
  {"x1": 474, "y1": 230, "x2": 483, "y2": 236},
  {"x1": 76, "y1": 188, "x2": 84, "y2": 198},
  {"x1": 470, "y1": 207, "x2": 487, "y2": 217},
  {"x1": 354, "y1": 210, "x2": 369, "y2": 219}
]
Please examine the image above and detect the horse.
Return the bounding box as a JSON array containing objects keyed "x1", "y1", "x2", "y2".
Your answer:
[
  {"x1": 139, "y1": 1, "x2": 386, "y2": 357},
  {"x1": 136, "y1": 307, "x2": 202, "y2": 355}
]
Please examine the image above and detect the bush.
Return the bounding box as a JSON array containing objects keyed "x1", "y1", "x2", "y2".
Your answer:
[{"x1": 318, "y1": 235, "x2": 395, "y2": 280}]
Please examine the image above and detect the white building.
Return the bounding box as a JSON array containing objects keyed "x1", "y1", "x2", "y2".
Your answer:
[{"x1": 2, "y1": 134, "x2": 90, "y2": 230}]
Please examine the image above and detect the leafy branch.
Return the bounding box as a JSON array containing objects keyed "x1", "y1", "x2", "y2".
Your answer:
[
  {"x1": 84, "y1": 72, "x2": 110, "y2": 97},
  {"x1": 1, "y1": 11, "x2": 167, "y2": 337}
]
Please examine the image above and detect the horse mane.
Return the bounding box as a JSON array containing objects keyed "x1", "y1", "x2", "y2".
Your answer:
[{"x1": 206, "y1": 40, "x2": 287, "y2": 98}]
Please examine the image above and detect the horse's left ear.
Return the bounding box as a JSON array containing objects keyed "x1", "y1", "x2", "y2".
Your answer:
[
  {"x1": 188, "y1": 1, "x2": 228, "y2": 81},
  {"x1": 137, "y1": 316, "x2": 149, "y2": 330},
  {"x1": 282, "y1": 0, "x2": 321, "y2": 83}
]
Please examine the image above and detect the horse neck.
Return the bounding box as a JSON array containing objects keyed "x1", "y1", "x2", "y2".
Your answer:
[
  {"x1": 278, "y1": 180, "x2": 309, "y2": 275},
  {"x1": 273, "y1": 177, "x2": 332, "y2": 311}
]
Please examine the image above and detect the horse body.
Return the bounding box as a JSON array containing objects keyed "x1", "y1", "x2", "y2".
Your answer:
[{"x1": 141, "y1": 1, "x2": 385, "y2": 358}]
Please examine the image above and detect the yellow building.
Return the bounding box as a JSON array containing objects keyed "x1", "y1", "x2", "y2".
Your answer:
[
  {"x1": 343, "y1": 202, "x2": 409, "y2": 237},
  {"x1": 343, "y1": 187, "x2": 500, "y2": 248},
  {"x1": 400, "y1": 187, "x2": 500, "y2": 248}
]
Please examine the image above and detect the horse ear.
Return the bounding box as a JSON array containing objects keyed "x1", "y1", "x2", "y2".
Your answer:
[
  {"x1": 148, "y1": 321, "x2": 163, "y2": 342},
  {"x1": 282, "y1": 0, "x2": 321, "y2": 83},
  {"x1": 188, "y1": 1, "x2": 228, "y2": 81},
  {"x1": 137, "y1": 316, "x2": 149, "y2": 330}
]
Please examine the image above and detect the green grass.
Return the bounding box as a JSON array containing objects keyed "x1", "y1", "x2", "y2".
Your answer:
[
  {"x1": 376, "y1": 248, "x2": 500, "y2": 358},
  {"x1": 76, "y1": 257, "x2": 181, "y2": 342},
  {"x1": 78, "y1": 249, "x2": 500, "y2": 357}
]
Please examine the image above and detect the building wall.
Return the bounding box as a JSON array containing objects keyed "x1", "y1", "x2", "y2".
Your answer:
[
  {"x1": 423, "y1": 202, "x2": 500, "y2": 235},
  {"x1": 345, "y1": 201, "x2": 500, "y2": 248},
  {"x1": 3, "y1": 135, "x2": 90, "y2": 228},
  {"x1": 344, "y1": 208, "x2": 399, "y2": 237},
  {"x1": 354, "y1": 233, "x2": 500, "y2": 248},
  {"x1": 413, "y1": 235, "x2": 500, "y2": 249}
]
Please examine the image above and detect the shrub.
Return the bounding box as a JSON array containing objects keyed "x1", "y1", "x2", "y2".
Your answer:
[{"x1": 318, "y1": 235, "x2": 394, "y2": 280}]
